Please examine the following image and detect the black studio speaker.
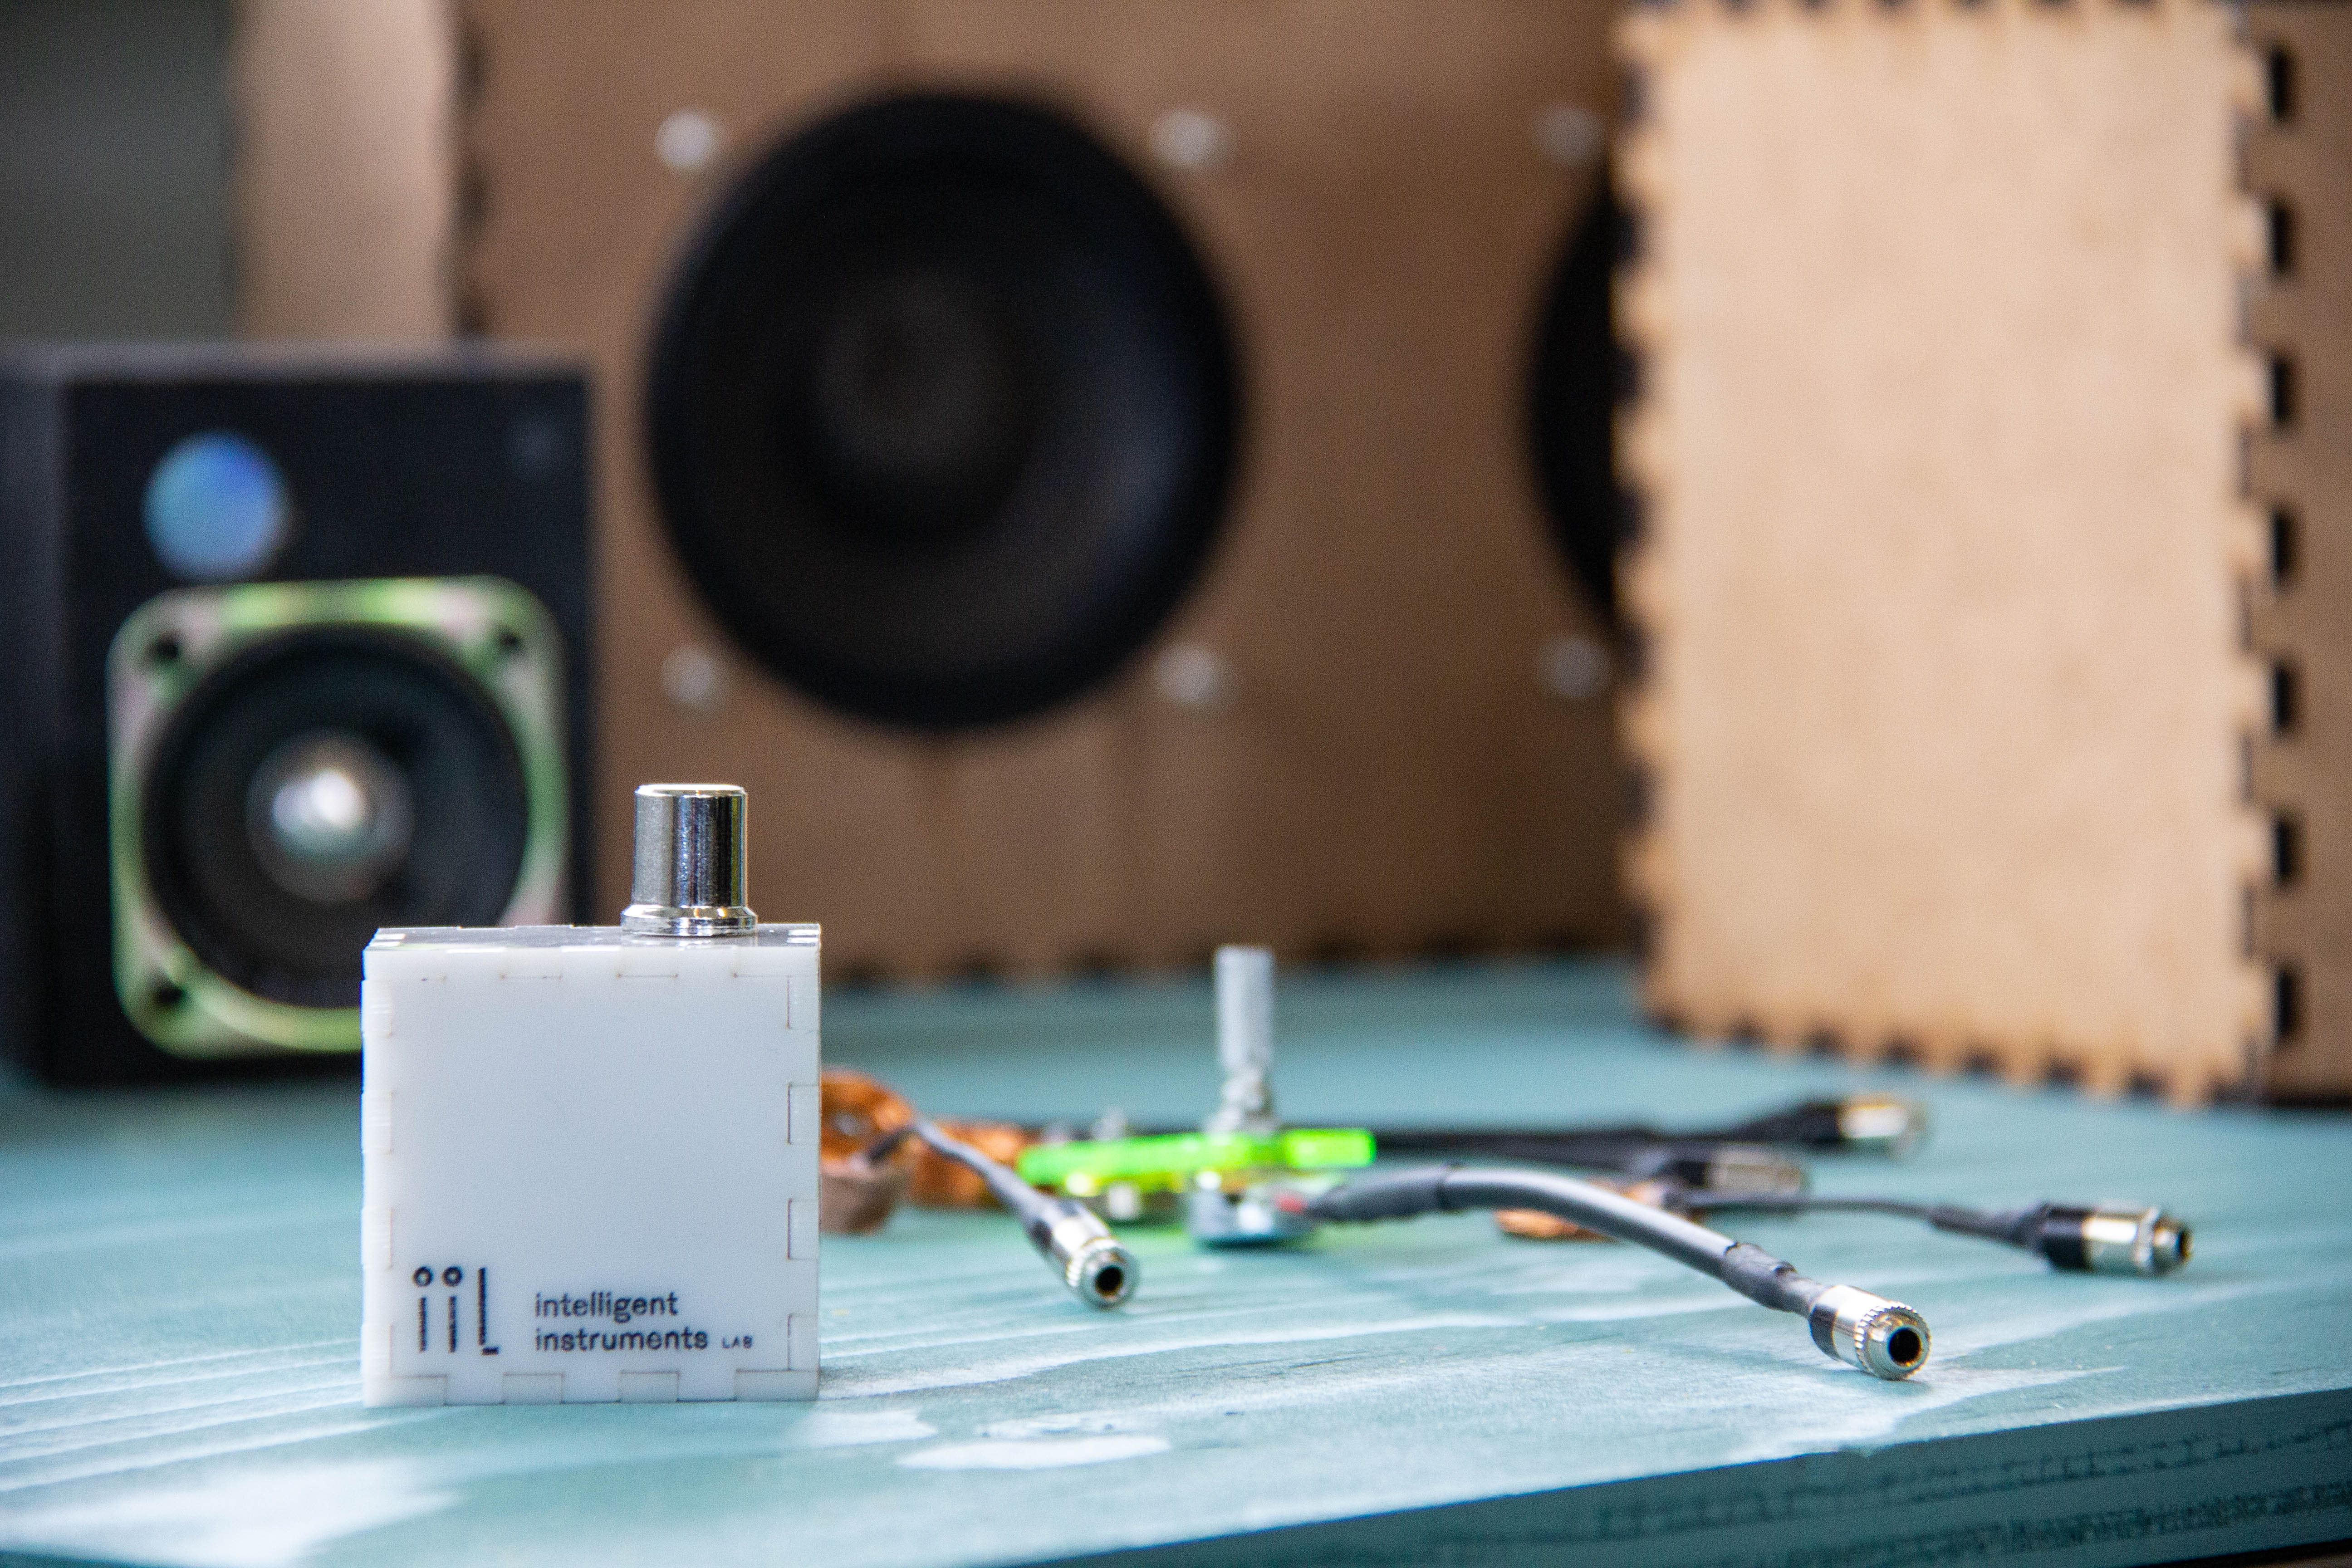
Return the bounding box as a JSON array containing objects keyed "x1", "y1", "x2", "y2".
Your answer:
[{"x1": 0, "y1": 345, "x2": 593, "y2": 1083}]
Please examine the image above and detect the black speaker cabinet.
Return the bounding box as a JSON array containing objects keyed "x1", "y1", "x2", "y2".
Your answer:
[{"x1": 0, "y1": 345, "x2": 593, "y2": 1083}]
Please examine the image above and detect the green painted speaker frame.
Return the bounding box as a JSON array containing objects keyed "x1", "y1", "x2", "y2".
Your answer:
[{"x1": 105, "y1": 577, "x2": 569, "y2": 1058}]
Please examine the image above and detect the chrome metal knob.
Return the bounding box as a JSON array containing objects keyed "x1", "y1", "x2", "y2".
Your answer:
[{"x1": 621, "y1": 784, "x2": 757, "y2": 936}]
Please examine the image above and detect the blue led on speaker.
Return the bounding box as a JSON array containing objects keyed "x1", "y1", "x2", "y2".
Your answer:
[{"x1": 144, "y1": 432, "x2": 291, "y2": 580}]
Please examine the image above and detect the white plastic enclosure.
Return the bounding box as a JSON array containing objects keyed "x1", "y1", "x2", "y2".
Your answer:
[{"x1": 359, "y1": 922, "x2": 820, "y2": 1406}]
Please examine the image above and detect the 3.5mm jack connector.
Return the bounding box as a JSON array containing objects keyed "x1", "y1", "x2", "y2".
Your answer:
[
  {"x1": 2012, "y1": 1205, "x2": 2191, "y2": 1276},
  {"x1": 1804, "y1": 1284, "x2": 1930, "y2": 1379},
  {"x1": 1307, "y1": 1166, "x2": 1931, "y2": 1380},
  {"x1": 1037, "y1": 1205, "x2": 1138, "y2": 1307},
  {"x1": 1695, "y1": 1192, "x2": 2195, "y2": 1279},
  {"x1": 1910, "y1": 1200, "x2": 2191, "y2": 1276},
  {"x1": 869, "y1": 1119, "x2": 1139, "y2": 1308}
]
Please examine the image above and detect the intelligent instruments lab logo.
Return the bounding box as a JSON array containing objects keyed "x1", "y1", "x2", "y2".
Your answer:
[{"x1": 532, "y1": 1288, "x2": 726, "y2": 1353}]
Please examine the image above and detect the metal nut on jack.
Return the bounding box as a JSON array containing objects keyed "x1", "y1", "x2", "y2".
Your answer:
[
  {"x1": 1039, "y1": 1206, "x2": 1138, "y2": 1308},
  {"x1": 2039, "y1": 1205, "x2": 2192, "y2": 1276},
  {"x1": 1807, "y1": 1285, "x2": 1931, "y2": 1380}
]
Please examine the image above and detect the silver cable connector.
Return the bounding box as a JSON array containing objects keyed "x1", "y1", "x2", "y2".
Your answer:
[
  {"x1": 884, "y1": 1119, "x2": 1144, "y2": 1309},
  {"x1": 1806, "y1": 1285, "x2": 1931, "y2": 1380},
  {"x1": 1039, "y1": 1204, "x2": 1139, "y2": 1308},
  {"x1": 2035, "y1": 1205, "x2": 2192, "y2": 1276},
  {"x1": 1699, "y1": 1144, "x2": 1810, "y2": 1197},
  {"x1": 1835, "y1": 1094, "x2": 1928, "y2": 1158}
]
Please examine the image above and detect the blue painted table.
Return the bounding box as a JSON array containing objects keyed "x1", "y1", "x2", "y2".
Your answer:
[{"x1": 1, "y1": 962, "x2": 2347, "y2": 1567}]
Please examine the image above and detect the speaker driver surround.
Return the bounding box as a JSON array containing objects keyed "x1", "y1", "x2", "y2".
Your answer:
[
  {"x1": 646, "y1": 92, "x2": 1241, "y2": 731},
  {"x1": 108, "y1": 578, "x2": 570, "y2": 1056}
]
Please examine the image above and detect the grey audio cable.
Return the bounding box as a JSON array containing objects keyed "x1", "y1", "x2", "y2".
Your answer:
[
  {"x1": 1302, "y1": 1164, "x2": 1931, "y2": 1380},
  {"x1": 868, "y1": 1119, "x2": 1138, "y2": 1308},
  {"x1": 1682, "y1": 1193, "x2": 2191, "y2": 1277}
]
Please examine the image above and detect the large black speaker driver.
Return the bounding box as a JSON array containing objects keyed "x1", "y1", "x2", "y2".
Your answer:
[
  {"x1": 1529, "y1": 183, "x2": 1637, "y2": 623},
  {"x1": 647, "y1": 93, "x2": 1240, "y2": 730}
]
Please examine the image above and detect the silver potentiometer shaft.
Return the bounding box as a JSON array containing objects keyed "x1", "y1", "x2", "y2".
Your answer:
[{"x1": 1205, "y1": 944, "x2": 1277, "y2": 1134}]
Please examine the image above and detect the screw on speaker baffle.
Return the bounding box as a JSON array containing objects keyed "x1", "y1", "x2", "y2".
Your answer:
[{"x1": 621, "y1": 784, "x2": 758, "y2": 936}]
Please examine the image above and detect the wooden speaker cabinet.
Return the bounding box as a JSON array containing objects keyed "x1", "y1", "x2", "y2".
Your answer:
[
  {"x1": 1617, "y1": 0, "x2": 2352, "y2": 1101},
  {"x1": 457, "y1": 0, "x2": 1631, "y2": 978}
]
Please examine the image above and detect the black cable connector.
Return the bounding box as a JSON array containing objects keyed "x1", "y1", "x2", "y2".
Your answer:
[
  {"x1": 1364, "y1": 1093, "x2": 1926, "y2": 1176},
  {"x1": 1305, "y1": 1165, "x2": 1930, "y2": 1380},
  {"x1": 868, "y1": 1120, "x2": 1138, "y2": 1308},
  {"x1": 1713, "y1": 1094, "x2": 1927, "y2": 1155},
  {"x1": 1366, "y1": 1134, "x2": 1808, "y2": 1194}
]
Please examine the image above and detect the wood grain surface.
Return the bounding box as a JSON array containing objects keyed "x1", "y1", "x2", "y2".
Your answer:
[
  {"x1": 1617, "y1": 0, "x2": 2271, "y2": 1100},
  {"x1": 1, "y1": 962, "x2": 2345, "y2": 1567}
]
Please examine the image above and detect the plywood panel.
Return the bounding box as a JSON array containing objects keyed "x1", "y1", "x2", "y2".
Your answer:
[
  {"x1": 2247, "y1": 0, "x2": 2352, "y2": 1102},
  {"x1": 1618, "y1": 0, "x2": 2264, "y2": 1098},
  {"x1": 234, "y1": 0, "x2": 455, "y2": 340}
]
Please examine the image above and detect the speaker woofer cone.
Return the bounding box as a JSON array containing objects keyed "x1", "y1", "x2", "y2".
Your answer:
[
  {"x1": 107, "y1": 578, "x2": 571, "y2": 1055},
  {"x1": 147, "y1": 627, "x2": 527, "y2": 1008},
  {"x1": 1529, "y1": 183, "x2": 1636, "y2": 623},
  {"x1": 647, "y1": 92, "x2": 1240, "y2": 730}
]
